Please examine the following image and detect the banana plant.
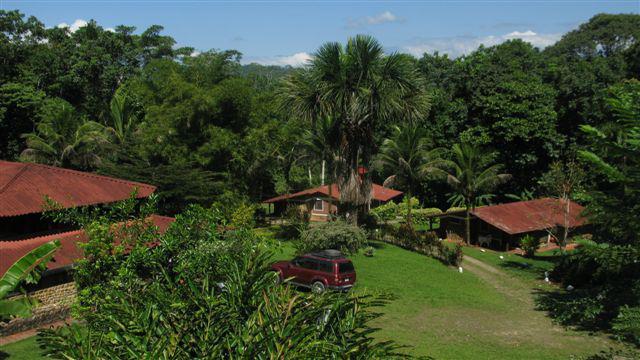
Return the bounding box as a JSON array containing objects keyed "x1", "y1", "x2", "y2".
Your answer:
[{"x1": 0, "y1": 240, "x2": 60, "y2": 318}]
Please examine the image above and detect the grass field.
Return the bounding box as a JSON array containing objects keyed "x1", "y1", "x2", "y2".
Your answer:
[
  {"x1": 0, "y1": 336, "x2": 40, "y2": 360},
  {"x1": 271, "y1": 240, "x2": 619, "y2": 359},
  {"x1": 1, "y1": 240, "x2": 622, "y2": 359}
]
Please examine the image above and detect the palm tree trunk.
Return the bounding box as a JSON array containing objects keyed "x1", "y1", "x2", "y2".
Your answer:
[{"x1": 321, "y1": 160, "x2": 325, "y2": 186}]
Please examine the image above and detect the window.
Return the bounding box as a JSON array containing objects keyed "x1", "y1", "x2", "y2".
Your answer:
[
  {"x1": 292, "y1": 257, "x2": 304, "y2": 267},
  {"x1": 299, "y1": 258, "x2": 317, "y2": 270},
  {"x1": 317, "y1": 260, "x2": 333, "y2": 273},
  {"x1": 338, "y1": 261, "x2": 354, "y2": 273},
  {"x1": 313, "y1": 199, "x2": 324, "y2": 211}
]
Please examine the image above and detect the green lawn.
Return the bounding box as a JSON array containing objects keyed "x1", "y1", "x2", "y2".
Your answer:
[
  {"x1": 460, "y1": 246, "x2": 557, "y2": 284},
  {"x1": 0, "y1": 336, "x2": 41, "y2": 360}
]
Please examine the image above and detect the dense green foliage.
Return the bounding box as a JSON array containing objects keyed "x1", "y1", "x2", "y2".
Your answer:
[
  {"x1": 297, "y1": 221, "x2": 368, "y2": 255},
  {"x1": 2, "y1": 6, "x2": 639, "y2": 337},
  {"x1": 37, "y1": 202, "x2": 403, "y2": 358},
  {"x1": 2, "y1": 10, "x2": 638, "y2": 215},
  {"x1": 538, "y1": 80, "x2": 640, "y2": 345}
]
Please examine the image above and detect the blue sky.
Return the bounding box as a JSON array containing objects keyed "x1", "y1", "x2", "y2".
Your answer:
[{"x1": 4, "y1": 1, "x2": 639, "y2": 65}]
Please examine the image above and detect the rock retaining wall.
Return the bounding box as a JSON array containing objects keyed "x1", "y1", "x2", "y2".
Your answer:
[{"x1": 0, "y1": 282, "x2": 76, "y2": 337}]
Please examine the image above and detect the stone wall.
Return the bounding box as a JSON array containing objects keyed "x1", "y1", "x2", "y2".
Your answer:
[{"x1": 0, "y1": 281, "x2": 76, "y2": 337}]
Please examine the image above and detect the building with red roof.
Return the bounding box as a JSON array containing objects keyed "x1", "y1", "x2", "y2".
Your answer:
[
  {"x1": 0, "y1": 161, "x2": 174, "y2": 335},
  {"x1": 263, "y1": 182, "x2": 403, "y2": 222},
  {"x1": 437, "y1": 198, "x2": 588, "y2": 250},
  {"x1": 0, "y1": 161, "x2": 172, "y2": 276}
]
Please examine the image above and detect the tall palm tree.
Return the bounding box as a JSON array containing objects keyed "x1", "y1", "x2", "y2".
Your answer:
[
  {"x1": 281, "y1": 35, "x2": 429, "y2": 224},
  {"x1": 441, "y1": 143, "x2": 511, "y2": 244},
  {"x1": 375, "y1": 124, "x2": 445, "y2": 226},
  {"x1": 20, "y1": 100, "x2": 111, "y2": 170}
]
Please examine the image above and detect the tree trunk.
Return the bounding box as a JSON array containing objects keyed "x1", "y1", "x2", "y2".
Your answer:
[
  {"x1": 562, "y1": 196, "x2": 570, "y2": 251},
  {"x1": 308, "y1": 168, "x2": 312, "y2": 185},
  {"x1": 465, "y1": 206, "x2": 471, "y2": 245},
  {"x1": 321, "y1": 160, "x2": 325, "y2": 186},
  {"x1": 406, "y1": 189, "x2": 412, "y2": 227}
]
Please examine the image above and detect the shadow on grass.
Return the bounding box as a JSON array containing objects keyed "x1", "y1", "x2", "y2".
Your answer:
[
  {"x1": 368, "y1": 241, "x2": 387, "y2": 250},
  {"x1": 499, "y1": 260, "x2": 551, "y2": 280}
]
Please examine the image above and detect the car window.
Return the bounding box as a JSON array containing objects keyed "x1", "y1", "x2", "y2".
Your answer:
[
  {"x1": 317, "y1": 260, "x2": 333, "y2": 273},
  {"x1": 299, "y1": 258, "x2": 317, "y2": 270},
  {"x1": 292, "y1": 257, "x2": 303, "y2": 267},
  {"x1": 338, "y1": 261, "x2": 354, "y2": 273}
]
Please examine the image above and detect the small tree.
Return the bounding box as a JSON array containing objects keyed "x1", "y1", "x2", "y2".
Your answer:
[
  {"x1": 520, "y1": 235, "x2": 541, "y2": 258},
  {"x1": 538, "y1": 159, "x2": 584, "y2": 250}
]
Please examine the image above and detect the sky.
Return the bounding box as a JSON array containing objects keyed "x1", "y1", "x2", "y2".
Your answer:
[{"x1": 3, "y1": 0, "x2": 639, "y2": 66}]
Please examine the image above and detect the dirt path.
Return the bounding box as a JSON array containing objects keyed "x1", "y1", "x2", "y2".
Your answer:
[
  {"x1": 462, "y1": 255, "x2": 534, "y2": 306},
  {"x1": 456, "y1": 254, "x2": 618, "y2": 353}
]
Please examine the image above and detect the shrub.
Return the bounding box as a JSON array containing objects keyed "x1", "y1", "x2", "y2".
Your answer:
[
  {"x1": 520, "y1": 235, "x2": 540, "y2": 258},
  {"x1": 538, "y1": 241, "x2": 640, "y2": 343},
  {"x1": 381, "y1": 225, "x2": 462, "y2": 266},
  {"x1": 230, "y1": 203, "x2": 256, "y2": 229},
  {"x1": 398, "y1": 196, "x2": 420, "y2": 216},
  {"x1": 444, "y1": 243, "x2": 464, "y2": 267},
  {"x1": 364, "y1": 246, "x2": 375, "y2": 257},
  {"x1": 297, "y1": 221, "x2": 367, "y2": 255},
  {"x1": 412, "y1": 208, "x2": 442, "y2": 228},
  {"x1": 612, "y1": 306, "x2": 640, "y2": 345},
  {"x1": 278, "y1": 205, "x2": 310, "y2": 240},
  {"x1": 370, "y1": 201, "x2": 397, "y2": 224}
]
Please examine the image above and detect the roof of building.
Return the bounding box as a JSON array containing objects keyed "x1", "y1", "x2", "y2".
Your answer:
[
  {"x1": 263, "y1": 183, "x2": 403, "y2": 203},
  {"x1": 0, "y1": 215, "x2": 175, "y2": 277},
  {"x1": 470, "y1": 198, "x2": 587, "y2": 235},
  {"x1": 0, "y1": 161, "x2": 156, "y2": 217}
]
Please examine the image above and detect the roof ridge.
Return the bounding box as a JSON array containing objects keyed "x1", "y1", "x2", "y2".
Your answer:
[
  {"x1": 0, "y1": 163, "x2": 28, "y2": 195},
  {"x1": 13, "y1": 161, "x2": 156, "y2": 191}
]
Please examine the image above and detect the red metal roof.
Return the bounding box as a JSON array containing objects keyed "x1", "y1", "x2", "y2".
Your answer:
[
  {"x1": 0, "y1": 215, "x2": 175, "y2": 277},
  {"x1": 0, "y1": 161, "x2": 156, "y2": 217},
  {"x1": 471, "y1": 198, "x2": 587, "y2": 235},
  {"x1": 263, "y1": 183, "x2": 403, "y2": 203}
]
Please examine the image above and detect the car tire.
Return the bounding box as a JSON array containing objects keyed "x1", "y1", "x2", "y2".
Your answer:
[{"x1": 311, "y1": 281, "x2": 326, "y2": 294}]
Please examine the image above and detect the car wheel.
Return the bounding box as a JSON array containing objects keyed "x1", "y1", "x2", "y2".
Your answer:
[{"x1": 311, "y1": 281, "x2": 326, "y2": 294}]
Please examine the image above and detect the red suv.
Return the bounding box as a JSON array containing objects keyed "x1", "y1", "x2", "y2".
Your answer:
[{"x1": 271, "y1": 250, "x2": 356, "y2": 293}]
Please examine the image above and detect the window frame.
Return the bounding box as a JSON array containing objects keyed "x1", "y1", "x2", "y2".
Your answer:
[{"x1": 313, "y1": 199, "x2": 324, "y2": 211}]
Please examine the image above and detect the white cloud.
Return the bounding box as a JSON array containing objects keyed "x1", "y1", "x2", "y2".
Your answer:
[
  {"x1": 403, "y1": 30, "x2": 561, "y2": 58},
  {"x1": 347, "y1": 11, "x2": 403, "y2": 28},
  {"x1": 245, "y1": 52, "x2": 312, "y2": 67},
  {"x1": 57, "y1": 19, "x2": 88, "y2": 33},
  {"x1": 105, "y1": 27, "x2": 116, "y2": 33}
]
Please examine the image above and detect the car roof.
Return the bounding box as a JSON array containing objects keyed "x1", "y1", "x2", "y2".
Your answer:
[{"x1": 303, "y1": 250, "x2": 350, "y2": 262}]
